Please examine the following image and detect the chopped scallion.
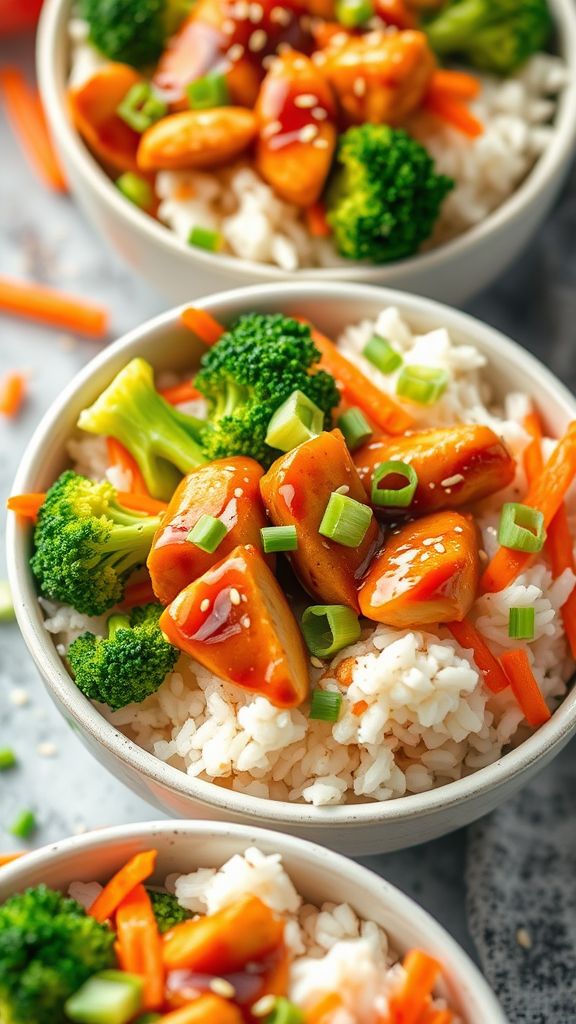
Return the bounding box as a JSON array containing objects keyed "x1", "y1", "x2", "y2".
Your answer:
[
  {"x1": 188, "y1": 225, "x2": 223, "y2": 251},
  {"x1": 117, "y1": 83, "x2": 167, "y2": 132},
  {"x1": 264, "y1": 996, "x2": 305, "y2": 1024},
  {"x1": 337, "y1": 407, "x2": 373, "y2": 451},
  {"x1": 508, "y1": 607, "x2": 535, "y2": 640},
  {"x1": 261, "y1": 525, "x2": 298, "y2": 553},
  {"x1": 319, "y1": 491, "x2": 373, "y2": 547},
  {"x1": 9, "y1": 809, "x2": 36, "y2": 840},
  {"x1": 265, "y1": 390, "x2": 324, "y2": 452},
  {"x1": 371, "y1": 460, "x2": 418, "y2": 508},
  {"x1": 335, "y1": 0, "x2": 374, "y2": 27},
  {"x1": 396, "y1": 365, "x2": 449, "y2": 405},
  {"x1": 188, "y1": 514, "x2": 228, "y2": 553},
  {"x1": 302, "y1": 604, "x2": 361, "y2": 658},
  {"x1": 498, "y1": 503, "x2": 545, "y2": 553},
  {"x1": 116, "y1": 173, "x2": 153, "y2": 211},
  {"x1": 0, "y1": 580, "x2": 14, "y2": 621},
  {"x1": 65, "y1": 970, "x2": 143, "y2": 1024},
  {"x1": 363, "y1": 334, "x2": 402, "y2": 375},
  {"x1": 309, "y1": 689, "x2": 343, "y2": 723},
  {"x1": 0, "y1": 748, "x2": 17, "y2": 771},
  {"x1": 187, "y1": 71, "x2": 229, "y2": 110}
]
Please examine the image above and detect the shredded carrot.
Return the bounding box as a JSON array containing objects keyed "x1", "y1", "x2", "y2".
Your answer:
[
  {"x1": 424, "y1": 92, "x2": 483, "y2": 139},
  {"x1": 389, "y1": 949, "x2": 441, "y2": 1024},
  {"x1": 427, "y1": 69, "x2": 481, "y2": 101},
  {"x1": 307, "y1": 324, "x2": 414, "y2": 435},
  {"x1": 305, "y1": 993, "x2": 345, "y2": 1024},
  {"x1": 106, "y1": 437, "x2": 149, "y2": 495},
  {"x1": 481, "y1": 421, "x2": 576, "y2": 593},
  {"x1": 0, "y1": 276, "x2": 108, "y2": 339},
  {"x1": 352, "y1": 700, "x2": 368, "y2": 717},
  {"x1": 522, "y1": 411, "x2": 544, "y2": 483},
  {"x1": 159, "y1": 381, "x2": 202, "y2": 405},
  {"x1": 500, "y1": 649, "x2": 551, "y2": 728},
  {"x1": 120, "y1": 579, "x2": 157, "y2": 608},
  {"x1": 116, "y1": 884, "x2": 164, "y2": 1010},
  {"x1": 0, "y1": 372, "x2": 26, "y2": 417},
  {"x1": 306, "y1": 201, "x2": 331, "y2": 238},
  {"x1": 6, "y1": 492, "x2": 46, "y2": 521},
  {"x1": 447, "y1": 619, "x2": 509, "y2": 693},
  {"x1": 117, "y1": 491, "x2": 168, "y2": 515},
  {"x1": 88, "y1": 849, "x2": 157, "y2": 923},
  {"x1": 0, "y1": 67, "x2": 67, "y2": 191},
  {"x1": 181, "y1": 307, "x2": 225, "y2": 346},
  {"x1": 0, "y1": 852, "x2": 24, "y2": 867}
]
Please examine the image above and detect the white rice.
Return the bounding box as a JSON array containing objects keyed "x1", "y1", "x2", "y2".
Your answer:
[{"x1": 43, "y1": 306, "x2": 576, "y2": 807}]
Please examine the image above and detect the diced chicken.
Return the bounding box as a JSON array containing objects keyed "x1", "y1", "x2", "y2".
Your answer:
[
  {"x1": 137, "y1": 108, "x2": 258, "y2": 170},
  {"x1": 68, "y1": 63, "x2": 142, "y2": 173}
]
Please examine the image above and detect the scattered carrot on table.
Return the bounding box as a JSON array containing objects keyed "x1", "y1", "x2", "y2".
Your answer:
[
  {"x1": 0, "y1": 371, "x2": 27, "y2": 418},
  {"x1": 0, "y1": 66, "x2": 67, "y2": 191},
  {"x1": 0, "y1": 277, "x2": 109, "y2": 339}
]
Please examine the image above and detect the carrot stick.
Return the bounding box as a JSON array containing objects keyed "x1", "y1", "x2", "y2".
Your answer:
[
  {"x1": 389, "y1": 949, "x2": 441, "y2": 1024},
  {"x1": 446, "y1": 619, "x2": 509, "y2": 693},
  {"x1": 120, "y1": 579, "x2": 157, "y2": 608},
  {"x1": 500, "y1": 649, "x2": 551, "y2": 728},
  {"x1": 307, "y1": 325, "x2": 414, "y2": 435},
  {"x1": 0, "y1": 852, "x2": 25, "y2": 867},
  {"x1": 423, "y1": 92, "x2": 483, "y2": 138},
  {"x1": 6, "y1": 492, "x2": 46, "y2": 521},
  {"x1": 116, "y1": 884, "x2": 164, "y2": 1010},
  {"x1": 522, "y1": 411, "x2": 544, "y2": 483},
  {"x1": 117, "y1": 491, "x2": 168, "y2": 515},
  {"x1": 0, "y1": 372, "x2": 27, "y2": 417},
  {"x1": 427, "y1": 69, "x2": 481, "y2": 101},
  {"x1": 305, "y1": 993, "x2": 344, "y2": 1023},
  {"x1": 88, "y1": 849, "x2": 157, "y2": 923},
  {"x1": 181, "y1": 307, "x2": 225, "y2": 346},
  {"x1": 306, "y1": 201, "x2": 331, "y2": 238},
  {"x1": 481, "y1": 422, "x2": 576, "y2": 593},
  {"x1": 0, "y1": 67, "x2": 67, "y2": 191},
  {"x1": 107, "y1": 437, "x2": 149, "y2": 495},
  {"x1": 159, "y1": 381, "x2": 202, "y2": 405},
  {"x1": 417, "y1": 1009, "x2": 453, "y2": 1024},
  {"x1": 156, "y1": 995, "x2": 243, "y2": 1023},
  {"x1": 0, "y1": 277, "x2": 108, "y2": 339}
]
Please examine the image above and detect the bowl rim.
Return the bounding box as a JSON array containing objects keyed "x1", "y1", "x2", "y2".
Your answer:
[
  {"x1": 0, "y1": 818, "x2": 507, "y2": 1021},
  {"x1": 37, "y1": 0, "x2": 576, "y2": 286},
  {"x1": 7, "y1": 280, "x2": 576, "y2": 830}
]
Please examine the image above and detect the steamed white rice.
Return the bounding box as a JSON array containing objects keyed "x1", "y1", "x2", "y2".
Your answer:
[{"x1": 42, "y1": 305, "x2": 576, "y2": 808}]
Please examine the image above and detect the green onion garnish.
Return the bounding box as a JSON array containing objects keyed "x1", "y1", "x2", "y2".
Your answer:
[
  {"x1": 264, "y1": 996, "x2": 305, "y2": 1024},
  {"x1": 188, "y1": 226, "x2": 223, "y2": 251},
  {"x1": 498, "y1": 503, "x2": 545, "y2": 553},
  {"x1": 371, "y1": 460, "x2": 418, "y2": 508},
  {"x1": 396, "y1": 365, "x2": 449, "y2": 405},
  {"x1": 65, "y1": 971, "x2": 143, "y2": 1024},
  {"x1": 309, "y1": 689, "x2": 343, "y2": 723},
  {"x1": 0, "y1": 748, "x2": 16, "y2": 771},
  {"x1": 363, "y1": 335, "x2": 403, "y2": 375},
  {"x1": 508, "y1": 607, "x2": 536, "y2": 640},
  {"x1": 335, "y1": 0, "x2": 374, "y2": 27},
  {"x1": 117, "y1": 82, "x2": 167, "y2": 132},
  {"x1": 187, "y1": 71, "x2": 229, "y2": 110},
  {"x1": 302, "y1": 605, "x2": 361, "y2": 658},
  {"x1": 0, "y1": 580, "x2": 14, "y2": 622},
  {"x1": 188, "y1": 514, "x2": 228, "y2": 553},
  {"x1": 9, "y1": 809, "x2": 37, "y2": 840},
  {"x1": 337, "y1": 407, "x2": 373, "y2": 451},
  {"x1": 116, "y1": 173, "x2": 153, "y2": 211},
  {"x1": 261, "y1": 525, "x2": 298, "y2": 553},
  {"x1": 265, "y1": 390, "x2": 324, "y2": 452},
  {"x1": 319, "y1": 491, "x2": 373, "y2": 547}
]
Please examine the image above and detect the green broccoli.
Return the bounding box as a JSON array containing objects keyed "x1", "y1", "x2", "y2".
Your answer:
[
  {"x1": 0, "y1": 884, "x2": 115, "y2": 1024},
  {"x1": 425, "y1": 0, "x2": 553, "y2": 75},
  {"x1": 68, "y1": 604, "x2": 179, "y2": 709},
  {"x1": 326, "y1": 125, "x2": 454, "y2": 264},
  {"x1": 147, "y1": 889, "x2": 191, "y2": 933},
  {"x1": 30, "y1": 471, "x2": 162, "y2": 616},
  {"x1": 79, "y1": 0, "x2": 192, "y2": 68}
]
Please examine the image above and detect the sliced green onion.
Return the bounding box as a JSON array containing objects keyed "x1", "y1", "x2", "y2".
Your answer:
[
  {"x1": 265, "y1": 390, "x2": 324, "y2": 452},
  {"x1": 0, "y1": 580, "x2": 15, "y2": 621},
  {"x1": 319, "y1": 491, "x2": 373, "y2": 547},
  {"x1": 188, "y1": 514, "x2": 228, "y2": 553},
  {"x1": 188, "y1": 225, "x2": 223, "y2": 251},
  {"x1": 508, "y1": 607, "x2": 536, "y2": 640},
  {"x1": 116, "y1": 173, "x2": 153, "y2": 211},
  {"x1": 117, "y1": 82, "x2": 167, "y2": 132},
  {"x1": 65, "y1": 970, "x2": 143, "y2": 1024},
  {"x1": 371, "y1": 460, "x2": 418, "y2": 508},
  {"x1": 396, "y1": 365, "x2": 449, "y2": 405},
  {"x1": 309, "y1": 689, "x2": 343, "y2": 723},
  {"x1": 337, "y1": 407, "x2": 373, "y2": 451},
  {"x1": 498, "y1": 503, "x2": 545, "y2": 553},
  {"x1": 264, "y1": 996, "x2": 305, "y2": 1024},
  {"x1": 363, "y1": 334, "x2": 403, "y2": 375},
  {"x1": 9, "y1": 809, "x2": 36, "y2": 840},
  {"x1": 0, "y1": 748, "x2": 16, "y2": 770},
  {"x1": 187, "y1": 71, "x2": 229, "y2": 110},
  {"x1": 302, "y1": 604, "x2": 361, "y2": 658},
  {"x1": 261, "y1": 525, "x2": 298, "y2": 553},
  {"x1": 335, "y1": 0, "x2": 374, "y2": 27}
]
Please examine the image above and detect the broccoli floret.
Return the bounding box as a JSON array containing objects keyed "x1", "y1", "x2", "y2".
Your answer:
[
  {"x1": 68, "y1": 603, "x2": 179, "y2": 709},
  {"x1": 0, "y1": 884, "x2": 115, "y2": 1024},
  {"x1": 31, "y1": 470, "x2": 162, "y2": 616},
  {"x1": 426, "y1": 0, "x2": 552, "y2": 75},
  {"x1": 326, "y1": 125, "x2": 453, "y2": 264},
  {"x1": 193, "y1": 313, "x2": 341, "y2": 466},
  {"x1": 147, "y1": 890, "x2": 191, "y2": 933},
  {"x1": 79, "y1": 0, "x2": 192, "y2": 68}
]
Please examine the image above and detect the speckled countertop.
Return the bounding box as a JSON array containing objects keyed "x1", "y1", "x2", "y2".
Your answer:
[{"x1": 2, "y1": 27, "x2": 576, "y2": 968}]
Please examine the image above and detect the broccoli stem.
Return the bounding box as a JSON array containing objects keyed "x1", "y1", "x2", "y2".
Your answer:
[
  {"x1": 427, "y1": 0, "x2": 488, "y2": 49},
  {"x1": 96, "y1": 519, "x2": 160, "y2": 576},
  {"x1": 107, "y1": 614, "x2": 131, "y2": 639}
]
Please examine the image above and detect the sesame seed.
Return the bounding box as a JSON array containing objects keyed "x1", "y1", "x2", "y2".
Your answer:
[
  {"x1": 249, "y1": 2, "x2": 263, "y2": 20},
  {"x1": 230, "y1": 588, "x2": 241, "y2": 606},
  {"x1": 294, "y1": 93, "x2": 318, "y2": 108},
  {"x1": 421, "y1": 553, "x2": 430, "y2": 561},
  {"x1": 423, "y1": 538, "x2": 435, "y2": 546},
  {"x1": 479, "y1": 549, "x2": 488, "y2": 562},
  {"x1": 299, "y1": 124, "x2": 318, "y2": 143},
  {"x1": 353, "y1": 77, "x2": 366, "y2": 97},
  {"x1": 227, "y1": 42, "x2": 245, "y2": 61},
  {"x1": 434, "y1": 543, "x2": 446, "y2": 554},
  {"x1": 313, "y1": 51, "x2": 327, "y2": 65},
  {"x1": 37, "y1": 742, "x2": 57, "y2": 758},
  {"x1": 252, "y1": 995, "x2": 277, "y2": 1017},
  {"x1": 454, "y1": 526, "x2": 463, "y2": 534},
  {"x1": 200, "y1": 598, "x2": 210, "y2": 612},
  {"x1": 210, "y1": 978, "x2": 236, "y2": 998},
  {"x1": 10, "y1": 688, "x2": 29, "y2": 707},
  {"x1": 429, "y1": 482, "x2": 436, "y2": 489},
  {"x1": 262, "y1": 119, "x2": 282, "y2": 138},
  {"x1": 234, "y1": 487, "x2": 243, "y2": 497},
  {"x1": 516, "y1": 927, "x2": 532, "y2": 949},
  {"x1": 231, "y1": 0, "x2": 249, "y2": 16},
  {"x1": 313, "y1": 138, "x2": 329, "y2": 149},
  {"x1": 222, "y1": 18, "x2": 235, "y2": 32},
  {"x1": 334, "y1": 484, "x2": 349, "y2": 494},
  {"x1": 310, "y1": 656, "x2": 324, "y2": 668},
  {"x1": 249, "y1": 28, "x2": 267, "y2": 51},
  {"x1": 262, "y1": 54, "x2": 276, "y2": 69},
  {"x1": 270, "y1": 5, "x2": 291, "y2": 24},
  {"x1": 441, "y1": 474, "x2": 465, "y2": 487},
  {"x1": 331, "y1": 31, "x2": 349, "y2": 47},
  {"x1": 293, "y1": 56, "x2": 307, "y2": 70},
  {"x1": 242, "y1": 615, "x2": 251, "y2": 628},
  {"x1": 312, "y1": 106, "x2": 328, "y2": 120}
]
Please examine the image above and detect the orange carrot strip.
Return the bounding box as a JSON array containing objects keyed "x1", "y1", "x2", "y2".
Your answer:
[
  {"x1": 117, "y1": 491, "x2": 168, "y2": 515},
  {"x1": 6, "y1": 492, "x2": 46, "y2": 521},
  {"x1": 156, "y1": 995, "x2": 243, "y2": 1023},
  {"x1": 116, "y1": 884, "x2": 164, "y2": 1010},
  {"x1": 417, "y1": 1008, "x2": 454, "y2": 1024},
  {"x1": 352, "y1": 700, "x2": 368, "y2": 717},
  {"x1": 0, "y1": 67, "x2": 67, "y2": 191},
  {"x1": 500, "y1": 649, "x2": 551, "y2": 728},
  {"x1": 424, "y1": 92, "x2": 483, "y2": 138},
  {"x1": 0, "y1": 372, "x2": 26, "y2": 417},
  {"x1": 481, "y1": 421, "x2": 576, "y2": 593},
  {"x1": 120, "y1": 579, "x2": 157, "y2": 608},
  {"x1": 106, "y1": 437, "x2": 149, "y2": 495},
  {"x1": 159, "y1": 381, "x2": 202, "y2": 405},
  {"x1": 0, "y1": 852, "x2": 25, "y2": 867},
  {"x1": 389, "y1": 949, "x2": 441, "y2": 1024},
  {"x1": 0, "y1": 276, "x2": 108, "y2": 338},
  {"x1": 181, "y1": 307, "x2": 225, "y2": 346},
  {"x1": 427, "y1": 69, "x2": 481, "y2": 100},
  {"x1": 306, "y1": 201, "x2": 331, "y2": 238},
  {"x1": 88, "y1": 849, "x2": 157, "y2": 923},
  {"x1": 522, "y1": 411, "x2": 544, "y2": 483},
  {"x1": 446, "y1": 619, "x2": 509, "y2": 694},
  {"x1": 305, "y1": 993, "x2": 344, "y2": 1023},
  {"x1": 307, "y1": 325, "x2": 414, "y2": 435}
]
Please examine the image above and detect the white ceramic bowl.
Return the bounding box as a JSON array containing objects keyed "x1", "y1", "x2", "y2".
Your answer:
[
  {"x1": 37, "y1": 0, "x2": 576, "y2": 305},
  {"x1": 0, "y1": 819, "x2": 507, "y2": 1023},
  {"x1": 7, "y1": 282, "x2": 576, "y2": 856}
]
